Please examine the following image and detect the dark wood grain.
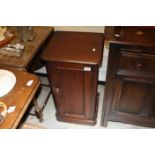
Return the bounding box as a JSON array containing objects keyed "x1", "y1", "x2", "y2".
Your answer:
[
  {"x1": 101, "y1": 26, "x2": 155, "y2": 127},
  {"x1": 42, "y1": 31, "x2": 104, "y2": 65}
]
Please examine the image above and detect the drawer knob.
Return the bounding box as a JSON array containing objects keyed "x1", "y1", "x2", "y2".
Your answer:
[
  {"x1": 135, "y1": 61, "x2": 143, "y2": 70},
  {"x1": 92, "y1": 48, "x2": 96, "y2": 52}
]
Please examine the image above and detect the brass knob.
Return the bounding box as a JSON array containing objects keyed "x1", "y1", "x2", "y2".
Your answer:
[
  {"x1": 135, "y1": 61, "x2": 144, "y2": 70},
  {"x1": 136, "y1": 31, "x2": 144, "y2": 35},
  {"x1": 92, "y1": 48, "x2": 96, "y2": 52}
]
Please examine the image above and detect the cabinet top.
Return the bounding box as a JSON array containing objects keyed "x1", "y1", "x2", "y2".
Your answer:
[
  {"x1": 42, "y1": 31, "x2": 104, "y2": 65},
  {"x1": 104, "y1": 26, "x2": 155, "y2": 47}
]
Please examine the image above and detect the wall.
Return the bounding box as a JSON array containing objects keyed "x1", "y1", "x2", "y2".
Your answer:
[{"x1": 54, "y1": 26, "x2": 105, "y2": 33}]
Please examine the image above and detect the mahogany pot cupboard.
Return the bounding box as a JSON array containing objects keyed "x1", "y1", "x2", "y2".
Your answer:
[{"x1": 42, "y1": 31, "x2": 104, "y2": 125}]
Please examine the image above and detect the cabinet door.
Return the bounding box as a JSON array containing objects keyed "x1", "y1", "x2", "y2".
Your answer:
[
  {"x1": 46, "y1": 62, "x2": 98, "y2": 124},
  {"x1": 109, "y1": 76, "x2": 155, "y2": 126}
]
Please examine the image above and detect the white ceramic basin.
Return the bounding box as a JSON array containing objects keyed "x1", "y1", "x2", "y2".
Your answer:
[{"x1": 0, "y1": 69, "x2": 16, "y2": 97}]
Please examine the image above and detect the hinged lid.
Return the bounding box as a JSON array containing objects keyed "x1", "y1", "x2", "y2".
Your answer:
[{"x1": 42, "y1": 31, "x2": 104, "y2": 65}]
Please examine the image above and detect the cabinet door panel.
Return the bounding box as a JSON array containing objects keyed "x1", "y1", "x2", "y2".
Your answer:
[
  {"x1": 117, "y1": 81, "x2": 149, "y2": 114},
  {"x1": 111, "y1": 77, "x2": 155, "y2": 117},
  {"x1": 58, "y1": 68, "x2": 85, "y2": 117},
  {"x1": 46, "y1": 62, "x2": 97, "y2": 123}
]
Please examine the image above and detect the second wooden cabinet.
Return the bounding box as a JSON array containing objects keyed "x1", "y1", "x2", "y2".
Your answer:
[
  {"x1": 102, "y1": 27, "x2": 155, "y2": 127},
  {"x1": 42, "y1": 31, "x2": 104, "y2": 125}
]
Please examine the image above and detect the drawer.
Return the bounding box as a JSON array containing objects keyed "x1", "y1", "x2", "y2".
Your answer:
[{"x1": 117, "y1": 50, "x2": 155, "y2": 77}]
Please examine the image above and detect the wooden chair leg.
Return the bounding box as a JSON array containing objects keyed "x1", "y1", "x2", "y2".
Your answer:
[{"x1": 33, "y1": 98, "x2": 44, "y2": 122}]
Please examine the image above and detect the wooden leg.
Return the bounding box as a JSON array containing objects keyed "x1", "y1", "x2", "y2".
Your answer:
[{"x1": 33, "y1": 98, "x2": 44, "y2": 122}]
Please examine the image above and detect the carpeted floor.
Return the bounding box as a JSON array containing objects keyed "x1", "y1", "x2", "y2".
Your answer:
[{"x1": 21, "y1": 75, "x2": 148, "y2": 129}]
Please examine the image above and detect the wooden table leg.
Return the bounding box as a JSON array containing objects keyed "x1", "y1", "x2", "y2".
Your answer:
[{"x1": 33, "y1": 98, "x2": 44, "y2": 122}]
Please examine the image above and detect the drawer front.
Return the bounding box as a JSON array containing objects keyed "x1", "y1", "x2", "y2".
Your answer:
[{"x1": 117, "y1": 49, "x2": 155, "y2": 77}]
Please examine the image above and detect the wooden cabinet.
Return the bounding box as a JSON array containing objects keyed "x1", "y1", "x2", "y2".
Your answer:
[
  {"x1": 42, "y1": 31, "x2": 104, "y2": 125},
  {"x1": 101, "y1": 27, "x2": 155, "y2": 127}
]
